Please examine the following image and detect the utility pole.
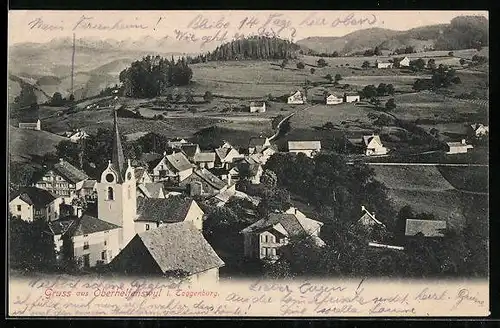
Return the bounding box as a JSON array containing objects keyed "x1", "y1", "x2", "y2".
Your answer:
[{"x1": 71, "y1": 33, "x2": 76, "y2": 98}]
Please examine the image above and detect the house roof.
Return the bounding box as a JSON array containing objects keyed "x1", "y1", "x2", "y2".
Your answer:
[
  {"x1": 82, "y1": 179, "x2": 97, "y2": 189},
  {"x1": 19, "y1": 117, "x2": 40, "y2": 123},
  {"x1": 290, "y1": 90, "x2": 302, "y2": 96},
  {"x1": 208, "y1": 167, "x2": 229, "y2": 177},
  {"x1": 363, "y1": 135, "x2": 383, "y2": 147},
  {"x1": 137, "y1": 222, "x2": 225, "y2": 275},
  {"x1": 48, "y1": 217, "x2": 78, "y2": 235},
  {"x1": 165, "y1": 152, "x2": 194, "y2": 172},
  {"x1": 249, "y1": 137, "x2": 268, "y2": 148},
  {"x1": 64, "y1": 214, "x2": 121, "y2": 237},
  {"x1": 141, "y1": 152, "x2": 163, "y2": 166},
  {"x1": 10, "y1": 187, "x2": 58, "y2": 208},
  {"x1": 241, "y1": 213, "x2": 306, "y2": 236},
  {"x1": 344, "y1": 92, "x2": 360, "y2": 97},
  {"x1": 191, "y1": 169, "x2": 227, "y2": 190},
  {"x1": 358, "y1": 206, "x2": 385, "y2": 226},
  {"x1": 215, "y1": 147, "x2": 232, "y2": 161},
  {"x1": 446, "y1": 141, "x2": 472, "y2": 147},
  {"x1": 326, "y1": 93, "x2": 343, "y2": 98},
  {"x1": 138, "y1": 183, "x2": 164, "y2": 198},
  {"x1": 136, "y1": 196, "x2": 194, "y2": 223},
  {"x1": 52, "y1": 160, "x2": 89, "y2": 184},
  {"x1": 405, "y1": 219, "x2": 447, "y2": 237},
  {"x1": 250, "y1": 101, "x2": 265, "y2": 107},
  {"x1": 288, "y1": 141, "x2": 321, "y2": 150},
  {"x1": 134, "y1": 167, "x2": 147, "y2": 180},
  {"x1": 193, "y1": 152, "x2": 216, "y2": 163},
  {"x1": 180, "y1": 144, "x2": 199, "y2": 158}
]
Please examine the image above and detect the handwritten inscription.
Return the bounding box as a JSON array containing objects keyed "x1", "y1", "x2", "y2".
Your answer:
[{"x1": 10, "y1": 277, "x2": 488, "y2": 316}]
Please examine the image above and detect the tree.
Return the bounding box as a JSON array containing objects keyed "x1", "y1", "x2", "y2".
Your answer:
[
  {"x1": 334, "y1": 74, "x2": 342, "y2": 83},
  {"x1": 310, "y1": 68, "x2": 316, "y2": 74},
  {"x1": 185, "y1": 89, "x2": 195, "y2": 104},
  {"x1": 296, "y1": 62, "x2": 305, "y2": 69},
  {"x1": 261, "y1": 169, "x2": 278, "y2": 188},
  {"x1": 325, "y1": 74, "x2": 333, "y2": 82},
  {"x1": 51, "y1": 92, "x2": 64, "y2": 106},
  {"x1": 257, "y1": 187, "x2": 292, "y2": 217},
  {"x1": 374, "y1": 47, "x2": 382, "y2": 56},
  {"x1": 361, "y1": 85, "x2": 377, "y2": 99},
  {"x1": 280, "y1": 59, "x2": 288, "y2": 70},
  {"x1": 14, "y1": 85, "x2": 37, "y2": 109},
  {"x1": 317, "y1": 58, "x2": 327, "y2": 67},
  {"x1": 385, "y1": 98, "x2": 397, "y2": 111},
  {"x1": 56, "y1": 140, "x2": 81, "y2": 168},
  {"x1": 386, "y1": 84, "x2": 395, "y2": 95},
  {"x1": 362, "y1": 61, "x2": 370, "y2": 69},
  {"x1": 448, "y1": 51, "x2": 454, "y2": 57},
  {"x1": 370, "y1": 97, "x2": 382, "y2": 110},
  {"x1": 459, "y1": 58, "x2": 466, "y2": 66},
  {"x1": 410, "y1": 58, "x2": 426, "y2": 71},
  {"x1": 376, "y1": 83, "x2": 387, "y2": 96},
  {"x1": 427, "y1": 59, "x2": 436, "y2": 70},
  {"x1": 203, "y1": 91, "x2": 213, "y2": 103}
]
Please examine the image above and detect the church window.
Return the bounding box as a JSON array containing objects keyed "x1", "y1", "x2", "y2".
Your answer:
[
  {"x1": 128, "y1": 185, "x2": 131, "y2": 199},
  {"x1": 127, "y1": 172, "x2": 132, "y2": 180},
  {"x1": 107, "y1": 187, "x2": 114, "y2": 200}
]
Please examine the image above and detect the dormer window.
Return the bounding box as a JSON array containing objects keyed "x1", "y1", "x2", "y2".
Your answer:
[{"x1": 105, "y1": 173, "x2": 115, "y2": 183}]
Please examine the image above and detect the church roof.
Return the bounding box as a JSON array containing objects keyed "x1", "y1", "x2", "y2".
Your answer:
[{"x1": 111, "y1": 109, "x2": 126, "y2": 182}]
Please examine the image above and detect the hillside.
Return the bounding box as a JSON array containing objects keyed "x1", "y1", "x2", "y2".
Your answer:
[
  {"x1": 297, "y1": 16, "x2": 488, "y2": 55},
  {"x1": 9, "y1": 126, "x2": 68, "y2": 163}
]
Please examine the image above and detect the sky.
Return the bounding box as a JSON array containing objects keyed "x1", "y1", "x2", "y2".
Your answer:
[{"x1": 9, "y1": 10, "x2": 488, "y2": 45}]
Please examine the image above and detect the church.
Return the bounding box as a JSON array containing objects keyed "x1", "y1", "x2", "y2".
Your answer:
[{"x1": 50, "y1": 109, "x2": 224, "y2": 281}]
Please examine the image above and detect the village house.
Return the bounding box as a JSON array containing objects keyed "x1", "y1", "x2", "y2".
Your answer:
[
  {"x1": 80, "y1": 179, "x2": 97, "y2": 200},
  {"x1": 180, "y1": 168, "x2": 235, "y2": 197},
  {"x1": 214, "y1": 142, "x2": 243, "y2": 168},
  {"x1": 179, "y1": 143, "x2": 201, "y2": 161},
  {"x1": 167, "y1": 138, "x2": 189, "y2": 149},
  {"x1": 249, "y1": 101, "x2": 266, "y2": 113},
  {"x1": 9, "y1": 187, "x2": 66, "y2": 222},
  {"x1": 34, "y1": 158, "x2": 90, "y2": 201},
  {"x1": 288, "y1": 141, "x2": 321, "y2": 158},
  {"x1": 351, "y1": 206, "x2": 389, "y2": 242},
  {"x1": 405, "y1": 219, "x2": 447, "y2": 238},
  {"x1": 446, "y1": 139, "x2": 474, "y2": 154},
  {"x1": 18, "y1": 118, "x2": 41, "y2": 131},
  {"x1": 376, "y1": 61, "x2": 393, "y2": 69},
  {"x1": 398, "y1": 56, "x2": 411, "y2": 67},
  {"x1": 47, "y1": 218, "x2": 77, "y2": 263},
  {"x1": 69, "y1": 130, "x2": 90, "y2": 143},
  {"x1": 240, "y1": 207, "x2": 325, "y2": 261},
  {"x1": 287, "y1": 90, "x2": 306, "y2": 105},
  {"x1": 325, "y1": 93, "x2": 344, "y2": 105},
  {"x1": 248, "y1": 137, "x2": 271, "y2": 155},
  {"x1": 135, "y1": 196, "x2": 204, "y2": 233},
  {"x1": 193, "y1": 152, "x2": 216, "y2": 169},
  {"x1": 137, "y1": 183, "x2": 167, "y2": 199},
  {"x1": 59, "y1": 213, "x2": 122, "y2": 269},
  {"x1": 363, "y1": 134, "x2": 388, "y2": 156},
  {"x1": 209, "y1": 167, "x2": 240, "y2": 184},
  {"x1": 134, "y1": 167, "x2": 153, "y2": 184},
  {"x1": 108, "y1": 222, "x2": 225, "y2": 283},
  {"x1": 150, "y1": 151, "x2": 194, "y2": 183},
  {"x1": 235, "y1": 157, "x2": 263, "y2": 185},
  {"x1": 469, "y1": 123, "x2": 489, "y2": 137},
  {"x1": 344, "y1": 93, "x2": 361, "y2": 103}
]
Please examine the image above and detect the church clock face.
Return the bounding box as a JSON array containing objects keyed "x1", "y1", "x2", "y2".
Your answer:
[
  {"x1": 127, "y1": 172, "x2": 132, "y2": 180},
  {"x1": 106, "y1": 173, "x2": 115, "y2": 183}
]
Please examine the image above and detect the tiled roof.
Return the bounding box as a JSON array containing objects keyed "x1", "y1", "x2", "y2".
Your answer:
[
  {"x1": 134, "y1": 167, "x2": 147, "y2": 180},
  {"x1": 193, "y1": 152, "x2": 216, "y2": 163},
  {"x1": 288, "y1": 141, "x2": 321, "y2": 150},
  {"x1": 136, "y1": 196, "x2": 194, "y2": 223},
  {"x1": 142, "y1": 183, "x2": 164, "y2": 198},
  {"x1": 180, "y1": 144, "x2": 199, "y2": 158},
  {"x1": 166, "y1": 152, "x2": 194, "y2": 172},
  {"x1": 10, "y1": 187, "x2": 58, "y2": 208},
  {"x1": 363, "y1": 135, "x2": 382, "y2": 147},
  {"x1": 405, "y1": 219, "x2": 447, "y2": 237},
  {"x1": 137, "y1": 222, "x2": 225, "y2": 275},
  {"x1": 48, "y1": 217, "x2": 77, "y2": 235},
  {"x1": 240, "y1": 213, "x2": 305, "y2": 235},
  {"x1": 192, "y1": 169, "x2": 227, "y2": 190},
  {"x1": 52, "y1": 160, "x2": 89, "y2": 184},
  {"x1": 250, "y1": 101, "x2": 265, "y2": 107},
  {"x1": 215, "y1": 147, "x2": 232, "y2": 161},
  {"x1": 208, "y1": 167, "x2": 229, "y2": 177},
  {"x1": 82, "y1": 179, "x2": 97, "y2": 189},
  {"x1": 64, "y1": 214, "x2": 121, "y2": 237}
]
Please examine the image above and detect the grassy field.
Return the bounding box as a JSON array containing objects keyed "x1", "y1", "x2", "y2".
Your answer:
[
  {"x1": 438, "y1": 166, "x2": 489, "y2": 193},
  {"x1": 9, "y1": 126, "x2": 68, "y2": 163},
  {"x1": 371, "y1": 165, "x2": 456, "y2": 192}
]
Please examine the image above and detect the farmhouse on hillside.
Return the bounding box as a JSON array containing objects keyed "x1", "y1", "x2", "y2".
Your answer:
[
  {"x1": 325, "y1": 93, "x2": 344, "y2": 105},
  {"x1": 18, "y1": 118, "x2": 41, "y2": 131},
  {"x1": 135, "y1": 196, "x2": 204, "y2": 232},
  {"x1": 167, "y1": 138, "x2": 189, "y2": 148},
  {"x1": 288, "y1": 141, "x2": 321, "y2": 158},
  {"x1": 9, "y1": 187, "x2": 66, "y2": 222},
  {"x1": 249, "y1": 101, "x2": 266, "y2": 113},
  {"x1": 470, "y1": 123, "x2": 489, "y2": 137},
  {"x1": 34, "y1": 158, "x2": 90, "y2": 201},
  {"x1": 287, "y1": 90, "x2": 306, "y2": 105},
  {"x1": 363, "y1": 134, "x2": 388, "y2": 156},
  {"x1": 398, "y1": 57, "x2": 411, "y2": 67},
  {"x1": 109, "y1": 222, "x2": 225, "y2": 283},
  {"x1": 376, "y1": 61, "x2": 393, "y2": 69},
  {"x1": 193, "y1": 152, "x2": 216, "y2": 169},
  {"x1": 446, "y1": 139, "x2": 474, "y2": 154},
  {"x1": 344, "y1": 93, "x2": 360, "y2": 103},
  {"x1": 69, "y1": 130, "x2": 90, "y2": 143},
  {"x1": 240, "y1": 207, "x2": 325, "y2": 261},
  {"x1": 405, "y1": 219, "x2": 447, "y2": 238}
]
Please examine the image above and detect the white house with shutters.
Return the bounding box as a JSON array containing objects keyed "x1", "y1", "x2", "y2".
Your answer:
[{"x1": 287, "y1": 90, "x2": 306, "y2": 104}]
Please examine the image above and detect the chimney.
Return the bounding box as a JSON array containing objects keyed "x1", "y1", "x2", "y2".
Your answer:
[
  {"x1": 163, "y1": 151, "x2": 167, "y2": 156},
  {"x1": 361, "y1": 205, "x2": 366, "y2": 212}
]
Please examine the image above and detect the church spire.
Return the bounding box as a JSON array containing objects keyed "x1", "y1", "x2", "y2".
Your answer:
[{"x1": 112, "y1": 107, "x2": 126, "y2": 182}]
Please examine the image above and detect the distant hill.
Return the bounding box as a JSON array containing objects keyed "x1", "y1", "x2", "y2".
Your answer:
[
  {"x1": 297, "y1": 16, "x2": 488, "y2": 55},
  {"x1": 9, "y1": 126, "x2": 68, "y2": 163}
]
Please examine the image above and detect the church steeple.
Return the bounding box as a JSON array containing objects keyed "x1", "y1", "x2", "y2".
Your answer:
[{"x1": 111, "y1": 107, "x2": 126, "y2": 182}]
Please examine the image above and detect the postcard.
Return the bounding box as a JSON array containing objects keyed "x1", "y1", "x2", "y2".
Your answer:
[{"x1": 7, "y1": 10, "x2": 489, "y2": 317}]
